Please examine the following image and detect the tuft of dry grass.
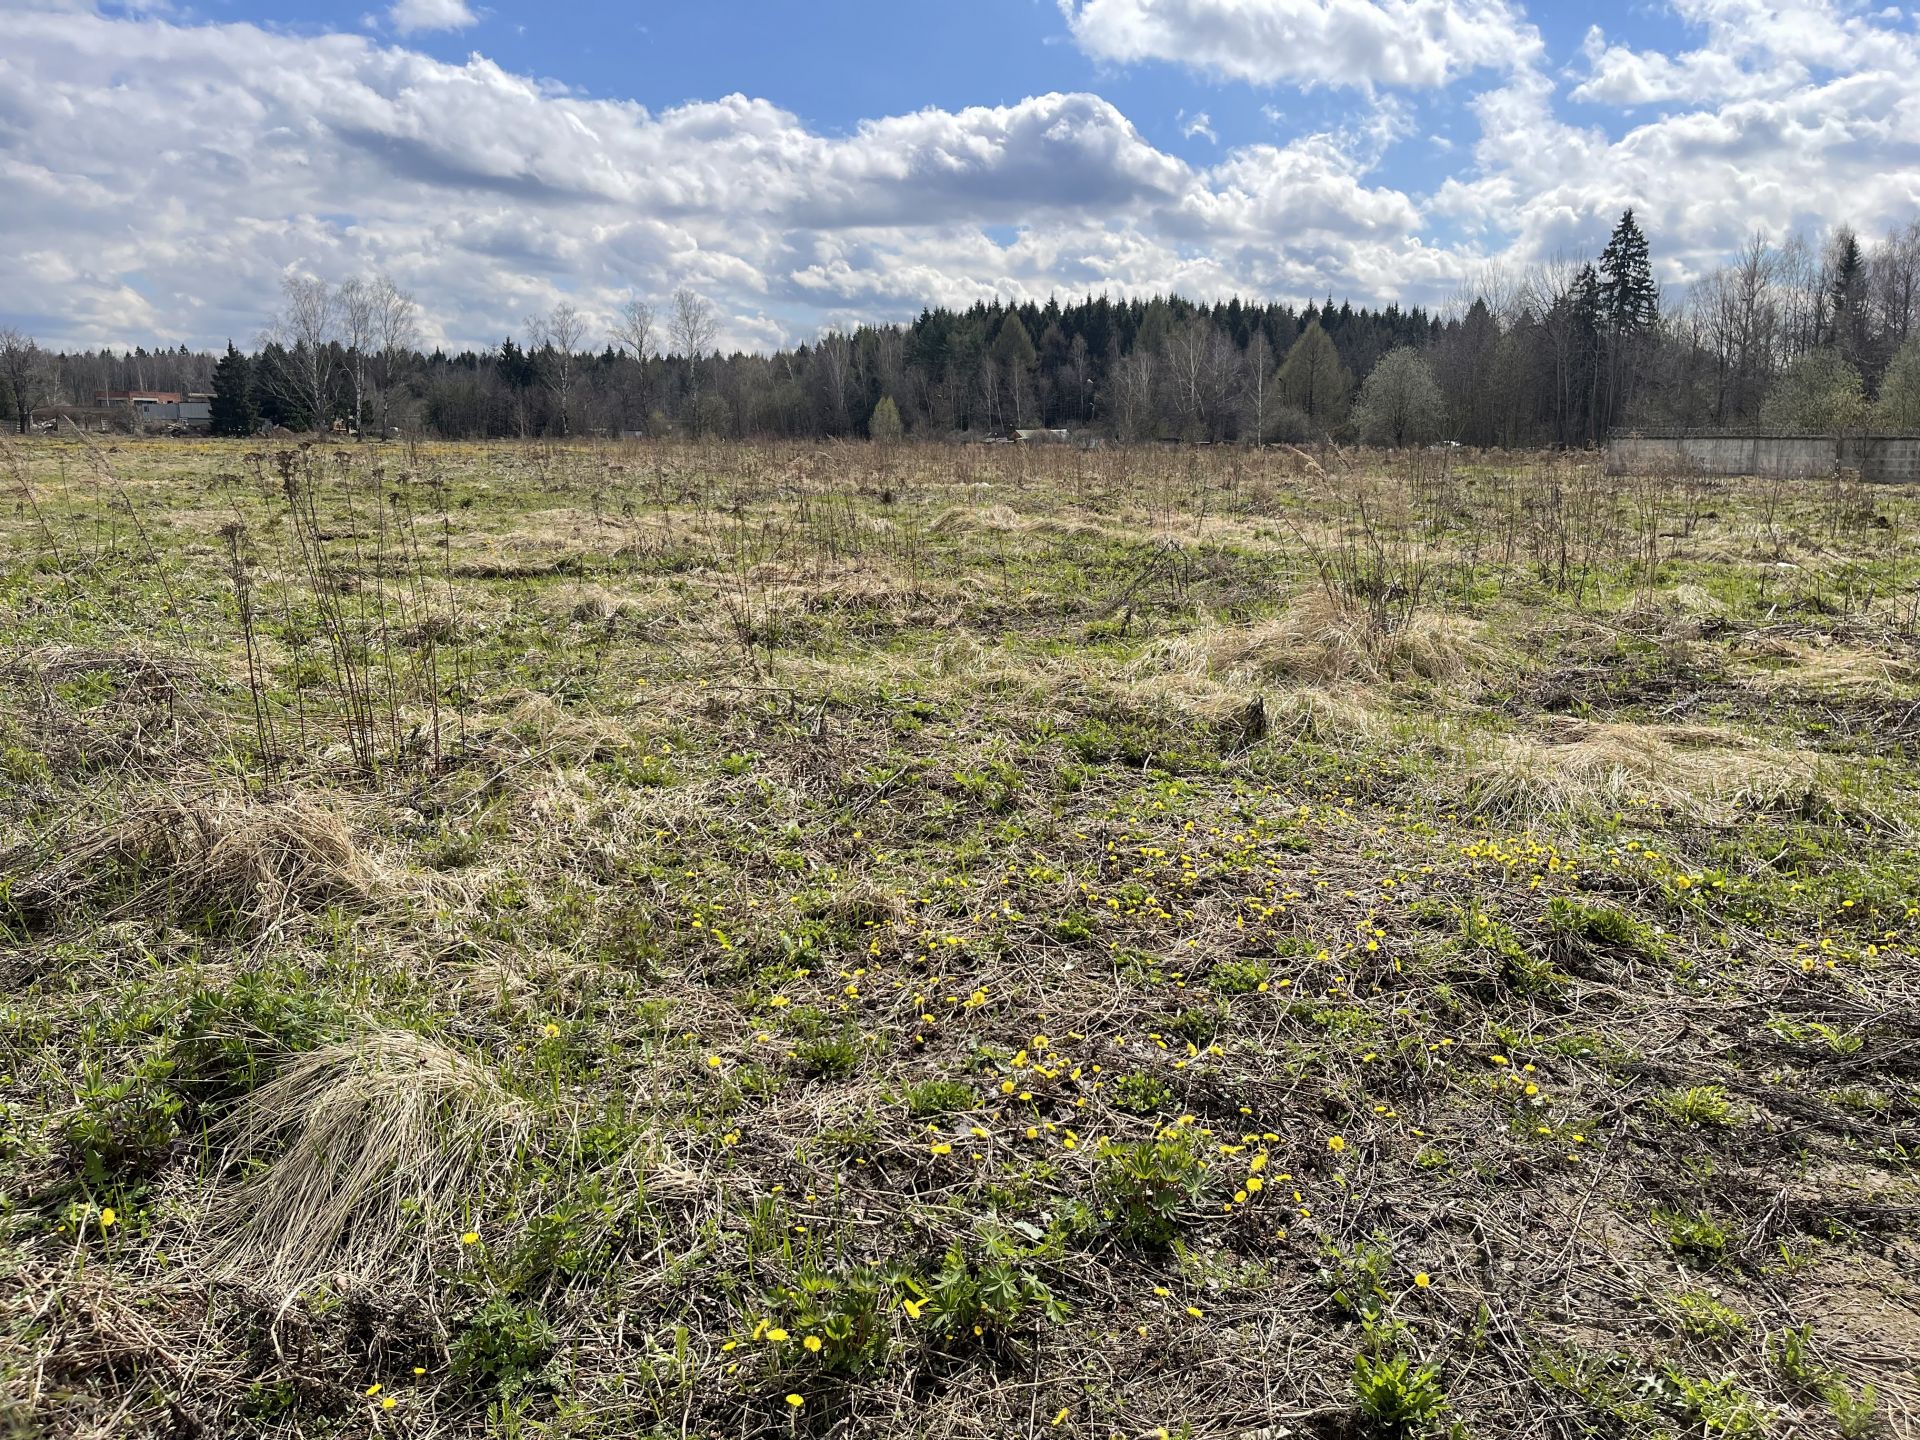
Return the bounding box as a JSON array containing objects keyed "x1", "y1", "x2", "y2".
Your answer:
[
  {"x1": 1138, "y1": 590, "x2": 1489, "y2": 689},
  {"x1": 203, "y1": 1029, "x2": 526, "y2": 1288},
  {"x1": 6, "y1": 643, "x2": 216, "y2": 775},
  {"x1": 1449, "y1": 717, "x2": 1841, "y2": 826},
  {"x1": 2, "y1": 791, "x2": 366, "y2": 937}
]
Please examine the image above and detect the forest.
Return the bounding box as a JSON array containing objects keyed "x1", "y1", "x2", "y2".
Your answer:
[{"x1": 6, "y1": 212, "x2": 1920, "y2": 445}]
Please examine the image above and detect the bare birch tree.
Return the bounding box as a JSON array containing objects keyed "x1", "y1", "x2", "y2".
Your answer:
[
  {"x1": 611, "y1": 295, "x2": 655, "y2": 434},
  {"x1": 527, "y1": 302, "x2": 587, "y2": 435},
  {"x1": 263, "y1": 275, "x2": 338, "y2": 431}
]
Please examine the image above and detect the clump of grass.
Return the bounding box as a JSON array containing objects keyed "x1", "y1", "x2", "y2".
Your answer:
[
  {"x1": 1453, "y1": 718, "x2": 1821, "y2": 827},
  {"x1": 4, "y1": 791, "x2": 367, "y2": 938},
  {"x1": 904, "y1": 1078, "x2": 977, "y2": 1116},
  {"x1": 1665, "y1": 1289, "x2": 1748, "y2": 1345},
  {"x1": 1137, "y1": 589, "x2": 1487, "y2": 690},
  {"x1": 1653, "y1": 1084, "x2": 1742, "y2": 1130},
  {"x1": 1546, "y1": 897, "x2": 1666, "y2": 963},
  {"x1": 205, "y1": 1029, "x2": 528, "y2": 1286},
  {"x1": 1652, "y1": 1205, "x2": 1731, "y2": 1263}
]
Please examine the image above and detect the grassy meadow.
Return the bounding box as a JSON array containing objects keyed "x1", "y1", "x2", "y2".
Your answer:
[{"x1": 2, "y1": 433, "x2": 1918, "y2": 1439}]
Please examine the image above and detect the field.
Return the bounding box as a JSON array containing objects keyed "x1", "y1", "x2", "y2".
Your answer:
[{"x1": 2, "y1": 434, "x2": 1918, "y2": 1440}]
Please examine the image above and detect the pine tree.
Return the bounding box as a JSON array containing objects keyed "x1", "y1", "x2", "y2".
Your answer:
[{"x1": 209, "y1": 341, "x2": 258, "y2": 437}]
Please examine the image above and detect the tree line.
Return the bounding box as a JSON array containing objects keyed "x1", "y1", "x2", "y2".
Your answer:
[{"x1": 5, "y1": 211, "x2": 1919, "y2": 443}]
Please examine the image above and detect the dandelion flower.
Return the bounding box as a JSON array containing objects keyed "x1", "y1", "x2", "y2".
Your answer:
[
  {"x1": 460, "y1": 1231, "x2": 480, "y2": 1246},
  {"x1": 1414, "y1": 1272, "x2": 1431, "y2": 1288},
  {"x1": 803, "y1": 1336, "x2": 822, "y2": 1353},
  {"x1": 786, "y1": 1394, "x2": 805, "y2": 1408},
  {"x1": 765, "y1": 1327, "x2": 790, "y2": 1342},
  {"x1": 1327, "y1": 1135, "x2": 1346, "y2": 1153}
]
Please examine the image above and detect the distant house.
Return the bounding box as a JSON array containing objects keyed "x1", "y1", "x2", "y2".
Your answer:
[
  {"x1": 1012, "y1": 428, "x2": 1071, "y2": 444},
  {"x1": 95, "y1": 390, "x2": 213, "y2": 428}
]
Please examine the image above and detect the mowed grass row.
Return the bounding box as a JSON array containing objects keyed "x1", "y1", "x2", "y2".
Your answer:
[{"x1": 1, "y1": 434, "x2": 1918, "y2": 1439}]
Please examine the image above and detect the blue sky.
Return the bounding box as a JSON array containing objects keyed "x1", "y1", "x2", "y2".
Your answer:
[{"x1": 5, "y1": 0, "x2": 1918, "y2": 350}]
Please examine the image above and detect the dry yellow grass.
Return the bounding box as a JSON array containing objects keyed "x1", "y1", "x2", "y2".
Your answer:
[
  {"x1": 1137, "y1": 590, "x2": 1491, "y2": 689},
  {"x1": 1449, "y1": 716, "x2": 1843, "y2": 826},
  {"x1": 3, "y1": 791, "x2": 367, "y2": 937},
  {"x1": 204, "y1": 1030, "x2": 526, "y2": 1288}
]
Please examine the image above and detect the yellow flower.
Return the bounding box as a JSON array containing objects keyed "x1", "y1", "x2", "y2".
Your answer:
[
  {"x1": 1185, "y1": 1305, "x2": 1204, "y2": 1318},
  {"x1": 381, "y1": 1397, "x2": 397, "y2": 1411},
  {"x1": 98, "y1": 1207, "x2": 117, "y2": 1229},
  {"x1": 1052, "y1": 1407, "x2": 1070, "y2": 1425},
  {"x1": 460, "y1": 1231, "x2": 479, "y2": 1246},
  {"x1": 707, "y1": 1054, "x2": 723, "y2": 1068},
  {"x1": 902, "y1": 1298, "x2": 923, "y2": 1320},
  {"x1": 803, "y1": 1335, "x2": 822, "y2": 1353},
  {"x1": 1327, "y1": 1135, "x2": 1346, "y2": 1153},
  {"x1": 765, "y1": 1327, "x2": 790, "y2": 1342},
  {"x1": 365, "y1": 1384, "x2": 383, "y2": 1397},
  {"x1": 786, "y1": 1394, "x2": 805, "y2": 1408},
  {"x1": 1414, "y1": 1272, "x2": 1431, "y2": 1288},
  {"x1": 929, "y1": 1141, "x2": 953, "y2": 1156}
]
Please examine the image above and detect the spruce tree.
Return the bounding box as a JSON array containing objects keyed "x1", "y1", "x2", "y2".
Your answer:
[
  {"x1": 1597, "y1": 210, "x2": 1658, "y2": 431},
  {"x1": 209, "y1": 341, "x2": 258, "y2": 437},
  {"x1": 1598, "y1": 209, "x2": 1658, "y2": 335},
  {"x1": 1826, "y1": 228, "x2": 1870, "y2": 364}
]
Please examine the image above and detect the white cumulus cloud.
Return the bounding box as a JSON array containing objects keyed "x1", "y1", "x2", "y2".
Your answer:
[
  {"x1": 388, "y1": 0, "x2": 478, "y2": 35},
  {"x1": 1058, "y1": 0, "x2": 1542, "y2": 89}
]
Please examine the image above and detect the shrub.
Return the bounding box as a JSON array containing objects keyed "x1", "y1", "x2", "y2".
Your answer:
[
  {"x1": 1209, "y1": 957, "x2": 1270, "y2": 995},
  {"x1": 1094, "y1": 1130, "x2": 1207, "y2": 1247},
  {"x1": 1353, "y1": 1350, "x2": 1447, "y2": 1433},
  {"x1": 451, "y1": 1298, "x2": 557, "y2": 1394},
  {"x1": 62, "y1": 1062, "x2": 182, "y2": 1186},
  {"x1": 1112, "y1": 1072, "x2": 1173, "y2": 1115},
  {"x1": 757, "y1": 1265, "x2": 897, "y2": 1377},
  {"x1": 905, "y1": 1078, "x2": 978, "y2": 1116}
]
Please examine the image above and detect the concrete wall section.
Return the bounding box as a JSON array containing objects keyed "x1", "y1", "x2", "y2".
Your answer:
[
  {"x1": 1608, "y1": 434, "x2": 1920, "y2": 482},
  {"x1": 1856, "y1": 438, "x2": 1920, "y2": 484}
]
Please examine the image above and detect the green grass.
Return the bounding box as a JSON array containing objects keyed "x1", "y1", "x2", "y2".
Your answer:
[{"x1": 1, "y1": 435, "x2": 1917, "y2": 1438}]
